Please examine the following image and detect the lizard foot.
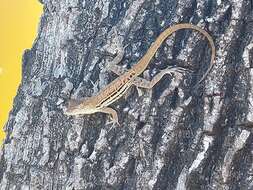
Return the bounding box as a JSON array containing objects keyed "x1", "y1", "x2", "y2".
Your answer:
[{"x1": 100, "y1": 107, "x2": 120, "y2": 126}]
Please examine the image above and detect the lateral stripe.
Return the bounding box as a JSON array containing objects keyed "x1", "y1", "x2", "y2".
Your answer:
[{"x1": 97, "y1": 81, "x2": 131, "y2": 108}]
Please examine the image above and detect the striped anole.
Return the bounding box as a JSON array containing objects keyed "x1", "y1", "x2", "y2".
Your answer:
[{"x1": 64, "y1": 23, "x2": 215, "y2": 125}]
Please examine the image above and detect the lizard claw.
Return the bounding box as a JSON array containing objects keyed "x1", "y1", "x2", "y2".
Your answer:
[
  {"x1": 107, "y1": 117, "x2": 120, "y2": 126},
  {"x1": 169, "y1": 66, "x2": 192, "y2": 75}
]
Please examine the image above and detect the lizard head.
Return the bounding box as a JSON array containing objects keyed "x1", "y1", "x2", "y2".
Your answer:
[{"x1": 64, "y1": 97, "x2": 98, "y2": 116}]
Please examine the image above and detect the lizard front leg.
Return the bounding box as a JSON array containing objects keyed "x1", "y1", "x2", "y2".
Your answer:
[
  {"x1": 106, "y1": 39, "x2": 129, "y2": 76},
  {"x1": 133, "y1": 66, "x2": 188, "y2": 92},
  {"x1": 99, "y1": 107, "x2": 119, "y2": 125}
]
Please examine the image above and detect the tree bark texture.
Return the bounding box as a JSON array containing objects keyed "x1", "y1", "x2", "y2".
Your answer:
[{"x1": 0, "y1": 0, "x2": 253, "y2": 189}]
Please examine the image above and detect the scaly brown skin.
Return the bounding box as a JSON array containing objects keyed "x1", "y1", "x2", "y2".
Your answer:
[{"x1": 64, "y1": 23, "x2": 216, "y2": 125}]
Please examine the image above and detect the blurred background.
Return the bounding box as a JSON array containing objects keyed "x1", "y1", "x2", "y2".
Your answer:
[{"x1": 0, "y1": 0, "x2": 42, "y2": 145}]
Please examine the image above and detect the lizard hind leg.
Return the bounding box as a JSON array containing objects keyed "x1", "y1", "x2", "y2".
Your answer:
[
  {"x1": 99, "y1": 107, "x2": 120, "y2": 126},
  {"x1": 133, "y1": 66, "x2": 189, "y2": 90}
]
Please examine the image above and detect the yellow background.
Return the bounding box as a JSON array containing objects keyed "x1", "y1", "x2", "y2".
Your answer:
[{"x1": 0, "y1": 1, "x2": 42, "y2": 145}]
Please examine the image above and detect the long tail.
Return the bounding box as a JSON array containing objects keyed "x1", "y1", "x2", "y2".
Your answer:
[{"x1": 132, "y1": 23, "x2": 215, "y2": 84}]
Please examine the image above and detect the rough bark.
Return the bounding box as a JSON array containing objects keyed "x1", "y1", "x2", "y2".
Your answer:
[{"x1": 0, "y1": 0, "x2": 252, "y2": 189}]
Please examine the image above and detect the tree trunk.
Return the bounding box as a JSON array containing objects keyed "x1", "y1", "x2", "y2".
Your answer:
[{"x1": 0, "y1": 0, "x2": 252, "y2": 189}]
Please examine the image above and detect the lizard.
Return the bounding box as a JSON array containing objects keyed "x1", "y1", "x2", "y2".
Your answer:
[{"x1": 64, "y1": 23, "x2": 216, "y2": 125}]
